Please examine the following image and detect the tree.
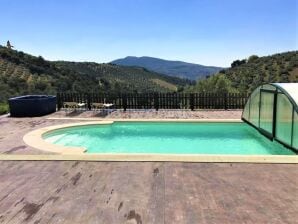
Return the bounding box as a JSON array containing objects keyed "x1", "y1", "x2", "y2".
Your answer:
[
  {"x1": 231, "y1": 59, "x2": 246, "y2": 68},
  {"x1": 6, "y1": 41, "x2": 14, "y2": 49},
  {"x1": 215, "y1": 75, "x2": 232, "y2": 94},
  {"x1": 248, "y1": 55, "x2": 259, "y2": 63}
]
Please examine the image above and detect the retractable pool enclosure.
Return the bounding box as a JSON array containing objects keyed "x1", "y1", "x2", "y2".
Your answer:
[{"x1": 242, "y1": 83, "x2": 298, "y2": 152}]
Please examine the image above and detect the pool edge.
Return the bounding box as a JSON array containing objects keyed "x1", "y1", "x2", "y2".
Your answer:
[
  {"x1": 0, "y1": 154, "x2": 297, "y2": 163},
  {"x1": 23, "y1": 121, "x2": 114, "y2": 155}
]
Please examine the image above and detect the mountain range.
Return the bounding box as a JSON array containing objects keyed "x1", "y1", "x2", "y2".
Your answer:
[{"x1": 111, "y1": 56, "x2": 223, "y2": 80}]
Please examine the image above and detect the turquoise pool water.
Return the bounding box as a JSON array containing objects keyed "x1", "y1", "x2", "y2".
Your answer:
[{"x1": 43, "y1": 122, "x2": 295, "y2": 155}]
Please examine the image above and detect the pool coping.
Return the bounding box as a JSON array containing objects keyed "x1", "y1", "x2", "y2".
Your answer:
[
  {"x1": 0, "y1": 154, "x2": 297, "y2": 163},
  {"x1": 9, "y1": 119, "x2": 297, "y2": 163},
  {"x1": 46, "y1": 118, "x2": 243, "y2": 122}
]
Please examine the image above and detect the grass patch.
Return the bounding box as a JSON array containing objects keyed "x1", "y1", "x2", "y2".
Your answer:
[
  {"x1": 151, "y1": 79, "x2": 178, "y2": 91},
  {"x1": 0, "y1": 103, "x2": 9, "y2": 115}
]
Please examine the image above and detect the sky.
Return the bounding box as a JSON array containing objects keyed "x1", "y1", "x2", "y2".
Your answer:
[{"x1": 0, "y1": 0, "x2": 297, "y2": 67}]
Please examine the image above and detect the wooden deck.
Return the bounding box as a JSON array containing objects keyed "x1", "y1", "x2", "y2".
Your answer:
[{"x1": 0, "y1": 111, "x2": 297, "y2": 223}]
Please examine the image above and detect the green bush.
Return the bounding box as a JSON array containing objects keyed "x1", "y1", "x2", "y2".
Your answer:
[{"x1": 0, "y1": 103, "x2": 9, "y2": 115}]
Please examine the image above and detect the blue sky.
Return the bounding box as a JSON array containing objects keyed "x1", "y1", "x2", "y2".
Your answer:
[{"x1": 0, "y1": 0, "x2": 297, "y2": 67}]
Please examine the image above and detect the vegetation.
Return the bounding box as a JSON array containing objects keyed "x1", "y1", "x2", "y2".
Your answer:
[
  {"x1": 186, "y1": 74, "x2": 238, "y2": 94},
  {"x1": 190, "y1": 51, "x2": 298, "y2": 94},
  {"x1": 111, "y1": 56, "x2": 223, "y2": 80},
  {"x1": 1, "y1": 45, "x2": 296, "y2": 104},
  {"x1": 55, "y1": 61, "x2": 191, "y2": 93},
  {"x1": 150, "y1": 78, "x2": 178, "y2": 91},
  {"x1": 0, "y1": 103, "x2": 9, "y2": 115},
  {"x1": 0, "y1": 46, "x2": 191, "y2": 103}
]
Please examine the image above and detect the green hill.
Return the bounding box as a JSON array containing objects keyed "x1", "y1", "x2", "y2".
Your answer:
[
  {"x1": 111, "y1": 56, "x2": 223, "y2": 80},
  {"x1": 189, "y1": 51, "x2": 298, "y2": 94},
  {"x1": 0, "y1": 46, "x2": 191, "y2": 102},
  {"x1": 54, "y1": 61, "x2": 192, "y2": 92}
]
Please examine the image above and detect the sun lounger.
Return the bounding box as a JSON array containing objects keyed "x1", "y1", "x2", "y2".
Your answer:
[
  {"x1": 63, "y1": 102, "x2": 86, "y2": 111},
  {"x1": 91, "y1": 103, "x2": 104, "y2": 111},
  {"x1": 91, "y1": 102, "x2": 115, "y2": 114},
  {"x1": 103, "y1": 103, "x2": 114, "y2": 114},
  {"x1": 103, "y1": 103, "x2": 113, "y2": 108}
]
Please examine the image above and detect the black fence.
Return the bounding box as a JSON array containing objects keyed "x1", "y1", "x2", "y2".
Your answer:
[{"x1": 57, "y1": 92, "x2": 249, "y2": 111}]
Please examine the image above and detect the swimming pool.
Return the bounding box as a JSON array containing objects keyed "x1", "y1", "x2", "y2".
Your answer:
[{"x1": 43, "y1": 122, "x2": 295, "y2": 155}]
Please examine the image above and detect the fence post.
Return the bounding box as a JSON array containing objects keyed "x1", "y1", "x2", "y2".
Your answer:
[
  {"x1": 87, "y1": 93, "x2": 91, "y2": 110},
  {"x1": 122, "y1": 94, "x2": 127, "y2": 111},
  {"x1": 190, "y1": 93, "x2": 194, "y2": 111},
  {"x1": 56, "y1": 92, "x2": 61, "y2": 110},
  {"x1": 224, "y1": 93, "x2": 228, "y2": 110},
  {"x1": 154, "y1": 92, "x2": 159, "y2": 111}
]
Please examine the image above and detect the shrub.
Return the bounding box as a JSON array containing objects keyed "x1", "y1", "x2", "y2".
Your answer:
[{"x1": 0, "y1": 103, "x2": 9, "y2": 115}]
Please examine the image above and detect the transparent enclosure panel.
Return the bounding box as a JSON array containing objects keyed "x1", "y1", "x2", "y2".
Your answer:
[
  {"x1": 259, "y1": 92, "x2": 274, "y2": 134},
  {"x1": 293, "y1": 111, "x2": 298, "y2": 150},
  {"x1": 242, "y1": 97, "x2": 250, "y2": 120},
  {"x1": 249, "y1": 87, "x2": 260, "y2": 127},
  {"x1": 275, "y1": 94, "x2": 293, "y2": 146}
]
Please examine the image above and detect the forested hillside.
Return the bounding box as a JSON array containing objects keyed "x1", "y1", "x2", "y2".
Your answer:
[
  {"x1": 0, "y1": 46, "x2": 191, "y2": 102},
  {"x1": 54, "y1": 61, "x2": 192, "y2": 92},
  {"x1": 1, "y1": 45, "x2": 296, "y2": 105},
  {"x1": 189, "y1": 51, "x2": 298, "y2": 94},
  {"x1": 112, "y1": 56, "x2": 222, "y2": 80}
]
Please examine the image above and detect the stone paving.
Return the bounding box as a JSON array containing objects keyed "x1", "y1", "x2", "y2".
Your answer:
[
  {"x1": 0, "y1": 110, "x2": 297, "y2": 224},
  {"x1": 51, "y1": 109, "x2": 243, "y2": 119}
]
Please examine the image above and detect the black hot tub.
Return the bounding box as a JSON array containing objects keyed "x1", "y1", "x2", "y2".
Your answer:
[{"x1": 9, "y1": 95, "x2": 56, "y2": 117}]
